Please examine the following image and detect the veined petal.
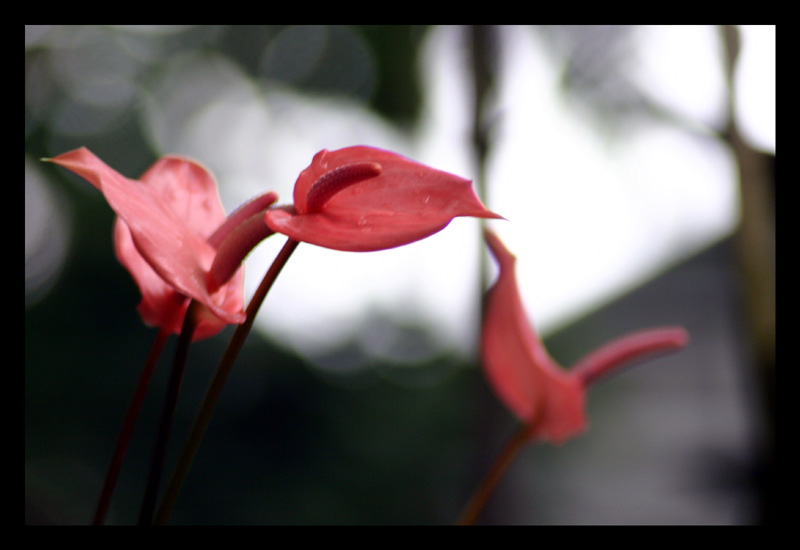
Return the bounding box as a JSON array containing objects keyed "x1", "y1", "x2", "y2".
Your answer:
[
  {"x1": 266, "y1": 146, "x2": 502, "y2": 251},
  {"x1": 49, "y1": 148, "x2": 246, "y2": 335},
  {"x1": 139, "y1": 155, "x2": 228, "y2": 241},
  {"x1": 114, "y1": 217, "x2": 186, "y2": 332},
  {"x1": 266, "y1": 205, "x2": 480, "y2": 252}
]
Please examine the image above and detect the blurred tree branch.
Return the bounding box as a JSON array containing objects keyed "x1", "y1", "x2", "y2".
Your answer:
[{"x1": 721, "y1": 24, "x2": 775, "y2": 524}]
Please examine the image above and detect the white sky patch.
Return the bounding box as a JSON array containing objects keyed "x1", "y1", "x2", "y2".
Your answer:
[{"x1": 735, "y1": 25, "x2": 776, "y2": 153}]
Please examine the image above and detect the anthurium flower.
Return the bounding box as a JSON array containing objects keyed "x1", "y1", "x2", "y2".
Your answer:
[
  {"x1": 481, "y1": 229, "x2": 689, "y2": 444},
  {"x1": 49, "y1": 148, "x2": 278, "y2": 340},
  {"x1": 265, "y1": 146, "x2": 502, "y2": 251}
]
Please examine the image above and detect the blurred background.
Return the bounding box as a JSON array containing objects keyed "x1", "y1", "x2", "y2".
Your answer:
[{"x1": 25, "y1": 25, "x2": 774, "y2": 525}]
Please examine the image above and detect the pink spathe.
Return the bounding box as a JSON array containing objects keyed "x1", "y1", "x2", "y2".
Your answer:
[
  {"x1": 49, "y1": 148, "x2": 278, "y2": 340},
  {"x1": 266, "y1": 146, "x2": 502, "y2": 252},
  {"x1": 481, "y1": 229, "x2": 689, "y2": 444}
]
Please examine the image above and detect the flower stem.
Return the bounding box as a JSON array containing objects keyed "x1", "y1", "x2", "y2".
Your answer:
[
  {"x1": 92, "y1": 328, "x2": 169, "y2": 525},
  {"x1": 152, "y1": 237, "x2": 300, "y2": 525},
  {"x1": 457, "y1": 423, "x2": 530, "y2": 525},
  {"x1": 137, "y1": 300, "x2": 199, "y2": 525}
]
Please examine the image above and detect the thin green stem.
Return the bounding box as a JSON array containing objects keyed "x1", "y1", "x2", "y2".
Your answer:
[
  {"x1": 137, "y1": 300, "x2": 199, "y2": 525},
  {"x1": 92, "y1": 328, "x2": 170, "y2": 525},
  {"x1": 153, "y1": 238, "x2": 300, "y2": 525},
  {"x1": 457, "y1": 423, "x2": 530, "y2": 525}
]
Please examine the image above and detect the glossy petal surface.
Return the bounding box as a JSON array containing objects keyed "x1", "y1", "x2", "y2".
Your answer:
[
  {"x1": 50, "y1": 148, "x2": 247, "y2": 339},
  {"x1": 265, "y1": 146, "x2": 502, "y2": 251}
]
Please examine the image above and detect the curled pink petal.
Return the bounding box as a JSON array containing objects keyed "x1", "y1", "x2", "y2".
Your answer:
[
  {"x1": 113, "y1": 218, "x2": 187, "y2": 335},
  {"x1": 265, "y1": 146, "x2": 502, "y2": 252},
  {"x1": 48, "y1": 147, "x2": 257, "y2": 339},
  {"x1": 481, "y1": 230, "x2": 688, "y2": 444},
  {"x1": 482, "y1": 230, "x2": 587, "y2": 443}
]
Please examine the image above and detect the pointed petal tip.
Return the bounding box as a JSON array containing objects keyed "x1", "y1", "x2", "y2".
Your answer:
[
  {"x1": 483, "y1": 228, "x2": 516, "y2": 268},
  {"x1": 45, "y1": 146, "x2": 92, "y2": 165},
  {"x1": 477, "y1": 211, "x2": 506, "y2": 223},
  {"x1": 50, "y1": 146, "x2": 249, "y2": 337}
]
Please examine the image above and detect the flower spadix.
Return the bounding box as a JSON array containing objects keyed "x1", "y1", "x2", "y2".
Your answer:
[
  {"x1": 49, "y1": 147, "x2": 278, "y2": 340},
  {"x1": 481, "y1": 229, "x2": 689, "y2": 444},
  {"x1": 265, "y1": 146, "x2": 502, "y2": 251}
]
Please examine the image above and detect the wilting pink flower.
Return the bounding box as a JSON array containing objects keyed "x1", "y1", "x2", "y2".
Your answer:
[
  {"x1": 49, "y1": 148, "x2": 278, "y2": 340},
  {"x1": 265, "y1": 146, "x2": 502, "y2": 251},
  {"x1": 481, "y1": 229, "x2": 689, "y2": 444}
]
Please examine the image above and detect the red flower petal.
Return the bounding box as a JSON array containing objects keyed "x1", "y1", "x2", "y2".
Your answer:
[
  {"x1": 113, "y1": 217, "x2": 187, "y2": 332},
  {"x1": 49, "y1": 148, "x2": 247, "y2": 338},
  {"x1": 481, "y1": 230, "x2": 587, "y2": 443},
  {"x1": 481, "y1": 230, "x2": 689, "y2": 444},
  {"x1": 265, "y1": 146, "x2": 502, "y2": 251}
]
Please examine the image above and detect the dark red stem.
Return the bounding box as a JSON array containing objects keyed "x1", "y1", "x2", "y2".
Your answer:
[
  {"x1": 152, "y1": 237, "x2": 300, "y2": 525},
  {"x1": 92, "y1": 328, "x2": 169, "y2": 525},
  {"x1": 457, "y1": 423, "x2": 531, "y2": 525},
  {"x1": 137, "y1": 301, "x2": 199, "y2": 525}
]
